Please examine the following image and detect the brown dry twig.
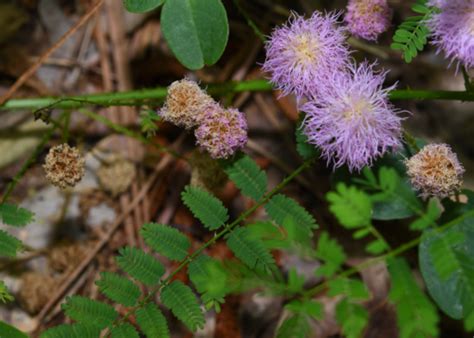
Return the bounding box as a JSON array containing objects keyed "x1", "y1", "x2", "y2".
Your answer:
[{"x1": 0, "y1": 0, "x2": 105, "y2": 105}]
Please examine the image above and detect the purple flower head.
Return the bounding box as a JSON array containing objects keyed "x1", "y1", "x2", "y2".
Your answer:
[
  {"x1": 262, "y1": 11, "x2": 350, "y2": 99},
  {"x1": 427, "y1": 0, "x2": 474, "y2": 69},
  {"x1": 195, "y1": 104, "x2": 248, "y2": 159},
  {"x1": 301, "y1": 61, "x2": 403, "y2": 172},
  {"x1": 344, "y1": 0, "x2": 392, "y2": 41}
]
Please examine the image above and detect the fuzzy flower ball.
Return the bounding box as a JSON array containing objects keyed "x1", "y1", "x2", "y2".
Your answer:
[
  {"x1": 195, "y1": 104, "x2": 248, "y2": 159},
  {"x1": 427, "y1": 0, "x2": 474, "y2": 69},
  {"x1": 301, "y1": 62, "x2": 402, "y2": 172},
  {"x1": 159, "y1": 79, "x2": 214, "y2": 129},
  {"x1": 406, "y1": 143, "x2": 464, "y2": 199},
  {"x1": 344, "y1": 0, "x2": 392, "y2": 41},
  {"x1": 263, "y1": 11, "x2": 350, "y2": 99},
  {"x1": 43, "y1": 144, "x2": 85, "y2": 189}
]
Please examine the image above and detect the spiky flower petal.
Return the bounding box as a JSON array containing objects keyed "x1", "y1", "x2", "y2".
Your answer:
[
  {"x1": 301, "y1": 62, "x2": 402, "y2": 172},
  {"x1": 159, "y1": 79, "x2": 214, "y2": 129},
  {"x1": 263, "y1": 11, "x2": 350, "y2": 99},
  {"x1": 406, "y1": 143, "x2": 464, "y2": 199},
  {"x1": 43, "y1": 144, "x2": 85, "y2": 189},
  {"x1": 345, "y1": 0, "x2": 392, "y2": 41},
  {"x1": 194, "y1": 104, "x2": 248, "y2": 159},
  {"x1": 427, "y1": 0, "x2": 474, "y2": 69}
]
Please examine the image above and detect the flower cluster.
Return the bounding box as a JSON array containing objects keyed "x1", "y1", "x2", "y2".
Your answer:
[
  {"x1": 159, "y1": 79, "x2": 248, "y2": 159},
  {"x1": 43, "y1": 144, "x2": 85, "y2": 189},
  {"x1": 427, "y1": 0, "x2": 474, "y2": 69},
  {"x1": 195, "y1": 105, "x2": 248, "y2": 159},
  {"x1": 406, "y1": 143, "x2": 464, "y2": 199},
  {"x1": 159, "y1": 79, "x2": 214, "y2": 129},
  {"x1": 263, "y1": 11, "x2": 402, "y2": 171},
  {"x1": 344, "y1": 0, "x2": 392, "y2": 41},
  {"x1": 302, "y1": 62, "x2": 402, "y2": 171},
  {"x1": 263, "y1": 11, "x2": 350, "y2": 99}
]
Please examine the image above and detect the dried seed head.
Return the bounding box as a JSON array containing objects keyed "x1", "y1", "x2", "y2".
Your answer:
[
  {"x1": 43, "y1": 144, "x2": 85, "y2": 189},
  {"x1": 97, "y1": 157, "x2": 136, "y2": 197},
  {"x1": 406, "y1": 143, "x2": 464, "y2": 199},
  {"x1": 18, "y1": 272, "x2": 59, "y2": 314},
  {"x1": 159, "y1": 79, "x2": 215, "y2": 129},
  {"x1": 194, "y1": 104, "x2": 248, "y2": 159}
]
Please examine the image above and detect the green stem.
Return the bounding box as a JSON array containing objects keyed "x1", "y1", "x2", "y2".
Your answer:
[
  {"x1": 106, "y1": 158, "x2": 314, "y2": 335},
  {"x1": 2, "y1": 80, "x2": 474, "y2": 111},
  {"x1": 303, "y1": 209, "x2": 474, "y2": 298}
]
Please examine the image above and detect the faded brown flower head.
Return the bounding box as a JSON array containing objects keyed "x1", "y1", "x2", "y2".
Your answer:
[
  {"x1": 18, "y1": 272, "x2": 59, "y2": 314},
  {"x1": 43, "y1": 144, "x2": 85, "y2": 189},
  {"x1": 406, "y1": 143, "x2": 464, "y2": 199},
  {"x1": 97, "y1": 156, "x2": 136, "y2": 197},
  {"x1": 159, "y1": 79, "x2": 215, "y2": 129}
]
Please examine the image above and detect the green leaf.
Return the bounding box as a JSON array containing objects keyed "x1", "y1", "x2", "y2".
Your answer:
[
  {"x1": 188, "y1": 255, "x2": 227, "y2": 311},
  {"x1": 314, "y1": 232, "x2": 346, "y2": 277},
  {"x1": 226, "y1": 227, "x2": 276, "y2": 274},
  {"x1": 96, "y1": 272, "x2": 140, "y2": 307},
  {"x1": 419, "y1": 215, "x2": 474, "y2": 321},
  {"x1": 136, "y1": 303, "x2": 170, "y2": 338},
  {"x1": 140, "y1": 109, "x2": 160, "y2": 138},
  {"x1": 327, "y1": 183, "x2": 372, "y2": 228},
  {"x1": 0, "y1": 281, "x2": 13, "y2": 303},
  {"x1": 390, "y1": 0, "x2": 434, "y2": 63},
  {"x1": 246, "y1": 221, "x2": 289, "y2": 250},
  {"x1": 410, "y1": 199, "x2": 441, "y2": 231},
  {"x1": 335, "y1": 299, "x2": 369, "y2": 338},
  {"x1": 62, "y1": 296, "x2": 118, "y2": 329},
  {"x1": 0, "y1": 320, "x2": 29, "y2": 338},
  {"x1": 141, "y1": 223, "x2": 190, "y2": 261},
  {"x1": 295, "y1": 116, "x2": 317, "y2": 160},
  {"x1": 222, "y1": 154, "x2": 267, "y2": 201},
  {"x1": 116, "y1": 247, "x2": 165, "y2": 286},
  {"x1": 365, "y1": 239, "x2": 389, "y2": 255},
  {"x1": 0, "y1": 230, "x2": 22, "y2": 258},
  {"x1": 161, "y1": 0, "x2": 228, "y2": 69},
  {"x1": 111, "y1": 323, "x2": 139, "y2": 338},
  {"x1": 388, "y1": 258, "x2": 439, "y2": 338},
  {"x1": 327, "y1": 278, "x2": 370, "y2": 300},
  {"x1": 286, "y1": 269, "x2": 306, "y2": 294},
  {"x1": 123, "y1": 0, "x2": 164, "y2": 13},
  {"x1": 181, "y1": 186, "x2": 229, "y2": 230},
  {"x1": 161, "y1": 281, "x2": 205, "y2": 332},
  {"x1": 0, "y1": 203, "x2": 34, "y2": 227},
  {"x1": 276, "y1": 315, "x2": 310, "y2": 338},
  {"x1": 39, "y1": 323, "x2": 100, "y2": 338},
  {"x1": 285, "y1": 299, "x2": 323, "y2": 320},
  {"x1": 265, "y1": 194, "x2": 318, "y2": 239}
]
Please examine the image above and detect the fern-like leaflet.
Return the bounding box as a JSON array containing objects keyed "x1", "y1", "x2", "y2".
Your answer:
[
  {"x1": 276, "y1": 314, "x2": 310, "y2": 338},
  {"x1": 95, "y1": 272, "x2": 141, "y2": 307},
  {"x1": 388, "y1": 257, "x2": 439, "y2": 338},
  {"x1": 61, "y1": 296, "x2": 118, "y2": 329},
  {"x1": 135, "y1": 303, "x2": 170, "y2": 338},
  {"x1": 226, "y1": 226, "x2": 276, "y2": 274},
  {"x1": 110, "y1": 323, "x2": 139, "y2": 338},
  {"x1": 222, "y1": 153, "x2": 267, "y2": 201},
  {"x1": 391, "y1": 0, "x2": 435, "y2": 63},
  {"x1": 116, "y1": 246, "x2": 165, "y2": 286},
  {"x1": 181, "y1": 185, "x2": 229, "y2": 230},
  {"x1": 40, "y1": 323, "x2": 100, "y2": 338},
  {"x1": 160, "y1": 281, "x2": 205, "y2": 331},
  {"x1": 265, "y1": 193, "x2": 318, "y2": 238},
  {"x1": 141, "y1": 223, "x2": 190, "y2": 261}
]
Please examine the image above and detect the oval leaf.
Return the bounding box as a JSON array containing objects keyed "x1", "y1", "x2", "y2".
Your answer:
[
  {"x1": 161, "y1": 0, "x2": 228, "y2": 69},
  {"x1": 123, "y1": 0, "x2": 164, "y2": 13}
]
